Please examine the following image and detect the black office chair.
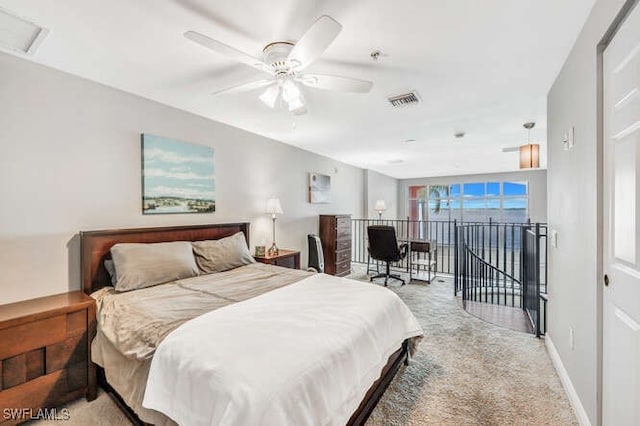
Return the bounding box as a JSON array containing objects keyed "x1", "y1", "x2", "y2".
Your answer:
[{"x1": 367, "y1": 226, "x2": 408, "y2": 286}]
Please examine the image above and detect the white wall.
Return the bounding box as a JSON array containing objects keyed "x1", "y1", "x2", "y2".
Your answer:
[
  {"x1": 363, "y1": 170, "x2": 399, "y2": 219},
  {"x1": 546, "y1": 0, "x2": 627, "y2": 424},
  {"x1": 0, "y1": 52, "x2": 364, "y2": 305},
  {"x1": 398, "y1": 170, "x2": 548, "y2": 222}
]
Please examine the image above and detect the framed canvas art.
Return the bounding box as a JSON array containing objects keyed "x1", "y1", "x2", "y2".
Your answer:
[
  {"x1": 309, "y1": 172, "x2": 331, "y2": 204},
  {"x1": 141, "y1": 134, "x2": 215, "y2": 214}
]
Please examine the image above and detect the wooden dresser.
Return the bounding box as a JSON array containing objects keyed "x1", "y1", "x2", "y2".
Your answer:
[
  {"x1": 0, "y1": 292, "x2": 96, "y2": 424},
  {"x1": 319, "y1": 214, "x2": 352, "y2": 276}
]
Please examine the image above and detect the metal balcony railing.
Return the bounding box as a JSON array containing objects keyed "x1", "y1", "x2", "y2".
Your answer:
[
  {"x1": 455, "y1": 221, "x2": 548, "y2": 336},
  {"x1": 350, "y1": 218, "x2": 548, "y2": 336}
]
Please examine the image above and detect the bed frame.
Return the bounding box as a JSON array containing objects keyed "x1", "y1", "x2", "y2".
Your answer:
[{"x1": 80, "y1": 223, "x2": 408, "y2": 426}]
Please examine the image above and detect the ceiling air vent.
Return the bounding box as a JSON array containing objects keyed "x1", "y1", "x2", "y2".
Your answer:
[
  {"x1": 0, "y1": 7, "x2": 48, "y2": 55},
  {"x1": 387, "y1": 91, "x2": 421, "y2": 107}
]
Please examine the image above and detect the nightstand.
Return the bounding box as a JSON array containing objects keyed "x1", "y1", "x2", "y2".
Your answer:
[
  {"x1": 0, "y1": 291, "x2": 96, "y2": 424},
  {"x1": 254, "y1": 249, "x2": 301, "y2": 269}
]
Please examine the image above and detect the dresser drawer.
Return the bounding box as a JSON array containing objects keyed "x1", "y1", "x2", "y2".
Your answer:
[
  {"x1": 46, "y1": 335, "x2": 88, "y2": 374},
  {"x1": 335, "y1": 260, "x2": 351, "y2": 276},
  {"x1": 0, "y1": 363, "x2": 86, "y2": 424},
  {"x1": 336, "y1": 216, "x2": 351, "y2": 229},
  {"x1": 336, "y1": 239, "x2": 351, "y2": 251},
  {"x1": 335, "y1": 249, "x2": 351, "y2": 263},
  {"x1": 337, "y1": 227, "x2": 351, "y2": 240},
  {"x1": 0, "y1": 316, "x2": 66, "y2": 360}
]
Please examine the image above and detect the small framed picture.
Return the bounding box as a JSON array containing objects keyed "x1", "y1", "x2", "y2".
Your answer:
[
  {"x1": 309, "y1": 172, "x2": 331, "y2": 204},
  {"x1": 255, "y1": 246, "x2": 266, "y2": 256}
]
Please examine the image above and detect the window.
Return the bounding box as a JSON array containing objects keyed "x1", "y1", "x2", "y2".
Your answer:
[
  {"x1": 407, "y1": 181, "x2": 528, "y2": 223},
  {"x1": 408, "y1": 185, "x2": 428, "y2": 221},
  {"x1": 502, "y1": 181, "x2": 528, "y2": 223},
  {"x1": 428, "y1": 184, "x2": 450, "y2": 221}
]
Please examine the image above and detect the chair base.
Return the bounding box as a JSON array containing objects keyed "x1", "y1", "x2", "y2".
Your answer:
[{"x1": 370, "y1": 272, "x2": 405, "y2": 286}]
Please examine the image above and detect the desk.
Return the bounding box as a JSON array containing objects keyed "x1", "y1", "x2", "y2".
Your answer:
[{"x1": 406, "y1": 239, "x2": 436, "y2": 283}]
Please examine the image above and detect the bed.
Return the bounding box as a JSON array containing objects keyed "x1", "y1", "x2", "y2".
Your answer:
[{"x1": 80, "y1": 223, "x2": 422, "y2": 425}]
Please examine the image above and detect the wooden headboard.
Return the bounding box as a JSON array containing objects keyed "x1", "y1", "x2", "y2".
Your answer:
[{"x1": 80, "y1": 223, "x2": 250, "y2": 295}]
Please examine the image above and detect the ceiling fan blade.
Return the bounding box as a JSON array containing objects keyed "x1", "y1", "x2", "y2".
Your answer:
[
  {"x1": 299, "y1": 74, "x2": 373, "y2": 93},
  {"x1": 501, "y1": 146, "x2": 520, "y2": 153},
  {"x1": 287, "y1": 15, "x2": 342, "y2": 71},
  {"x1": 211, "y1": 79, "x2": 275, "y2": 95},
  {"x1": 184, "y1": 31, "x2": 272, "y2": 75}
]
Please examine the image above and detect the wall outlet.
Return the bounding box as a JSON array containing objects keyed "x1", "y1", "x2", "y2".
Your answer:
[
  {"x1": 569, "y1": 326, "x2": 575, "y2": 350},
  {"x1": 550, "y1": 229, "x2": 558, "y2": 248}
]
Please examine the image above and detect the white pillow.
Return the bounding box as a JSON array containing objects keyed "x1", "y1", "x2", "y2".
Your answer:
[
  {"x1": 110, "y1": 241, "x2": 199, "y2": 292},
  {"x1": 192, "y1": 232, "x2": 255, "y2": 273}
]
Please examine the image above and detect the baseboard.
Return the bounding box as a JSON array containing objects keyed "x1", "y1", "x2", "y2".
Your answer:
[{"x1": 545, "y1": 335, "x2": 592, "y2": 426}]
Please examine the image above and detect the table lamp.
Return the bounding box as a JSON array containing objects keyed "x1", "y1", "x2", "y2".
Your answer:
[
  {"x1": 375, "y1": 200, "x2": 386, "y2": 219},
  {"x1": 265, "y1": 197, "x2": 283, "y2": 256}
]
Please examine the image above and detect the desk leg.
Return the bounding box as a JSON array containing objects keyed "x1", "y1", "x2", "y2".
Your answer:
[{"x1": 408, "y1": 243, "x2": 413, "y2": 282}]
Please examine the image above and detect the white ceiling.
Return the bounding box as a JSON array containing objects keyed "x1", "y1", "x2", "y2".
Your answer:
[{"x1": 0, "y1": 0, "x2": 595, "y2": 178}]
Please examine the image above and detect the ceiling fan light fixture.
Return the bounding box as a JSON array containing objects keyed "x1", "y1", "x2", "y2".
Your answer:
[
  {"x1": 281, "y1": 79, "x2": 300, "y2": 102},
  {"x1": 259, "y1": 84, "x2": 280, "y2": 108},
  {"x1": 287, "y1": 94, "x2": 305, "y2": 112},
  {"x1": 281, "y1": 78, "x2": 306, "y2": 112}
]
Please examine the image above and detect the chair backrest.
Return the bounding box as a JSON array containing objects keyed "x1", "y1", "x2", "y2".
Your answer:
[
  {"x1": 367, "y1": 225, "x2": 401, "y2": 262},
  {"x1": 307, "y1": 234, "x2": 324, "y2": 273}
]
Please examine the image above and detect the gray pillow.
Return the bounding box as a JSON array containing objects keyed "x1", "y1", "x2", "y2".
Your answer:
[
  {"x1": 104, "y1": 259, "x2": 117, "y2": 285},
  {"x1": 192, "y1": 232, "x2": 255, "y2": 273},
  {"x1": 110, "y1": 241, "x2": 199, "y2": 292}
]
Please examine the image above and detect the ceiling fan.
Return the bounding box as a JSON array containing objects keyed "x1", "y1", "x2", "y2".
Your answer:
[{"x1": 184, "y1": 15, "x2": 373, "y2": 115}]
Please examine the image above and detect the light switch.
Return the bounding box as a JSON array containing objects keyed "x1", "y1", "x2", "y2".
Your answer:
[
  {"x1": 564, "y1": 127, "x2": 575, "y2": 151},
  {"x1": 568, "y1": 126, "x2": 574, "y2": 149},
  {"x1": 550, "y1": 229, "x2": 558, "y2": 248}
]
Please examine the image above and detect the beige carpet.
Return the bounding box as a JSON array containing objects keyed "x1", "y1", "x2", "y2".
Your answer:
[
  {"x1": 360, "y1": 270, "x2": 576, "y2": 425},
  {"x1": 33, "y1": 270, "x2": 576, "y2": 425}
]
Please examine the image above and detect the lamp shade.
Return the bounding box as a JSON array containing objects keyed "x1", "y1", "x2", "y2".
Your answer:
[
  {"x1": 374, "y1": 200, "x2": 387, "y2": 211},
  {"x1": 519, "y1": 144, "x2": 540, "y2": 169},
  {"x1": 265, "y1": 197, "x2": 283, "y2": 214}
]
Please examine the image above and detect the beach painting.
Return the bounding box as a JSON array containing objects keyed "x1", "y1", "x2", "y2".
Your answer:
[
  {"x1": 309, "y1": 172, "x2": 331, "y2": 203},
  {"x1": 141, "y1": 134, "x2": 215, "y2": 214}
]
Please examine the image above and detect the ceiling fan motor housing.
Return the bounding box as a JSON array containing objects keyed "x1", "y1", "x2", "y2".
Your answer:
[{"x1": 262, "y1": 42, "x2": 296, "y2": 74}]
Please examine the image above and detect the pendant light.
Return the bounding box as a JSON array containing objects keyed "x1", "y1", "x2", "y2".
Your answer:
[{"x1": 519, "y1": 122, "x2": 540, "y2": 169}]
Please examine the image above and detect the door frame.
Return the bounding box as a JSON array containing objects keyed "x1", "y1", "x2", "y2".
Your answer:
[{"x1": 597, "y1": 1, "x2": 640, "y2": 424}]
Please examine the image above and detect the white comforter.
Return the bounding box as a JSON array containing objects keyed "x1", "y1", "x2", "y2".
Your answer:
[{"x1": 142, "y1": 273, "x2": 423, "y2": 426}]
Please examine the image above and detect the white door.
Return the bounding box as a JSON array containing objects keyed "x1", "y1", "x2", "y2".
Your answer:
[{"x1": 603, "y1": 3, "x2": 640, "y2": 425}]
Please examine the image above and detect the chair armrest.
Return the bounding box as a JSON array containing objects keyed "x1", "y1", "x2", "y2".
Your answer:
[{"x1": 399, "y1": 243, "x2": 408, "y2": 259}]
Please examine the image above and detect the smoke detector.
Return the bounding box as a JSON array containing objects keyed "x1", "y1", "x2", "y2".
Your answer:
[
  {"x1": 387, "y1": 91, "x2": 421, "y2": 107},
  {"x1": 0, "y1": 7, "x2": 48, "y2": 55}
]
